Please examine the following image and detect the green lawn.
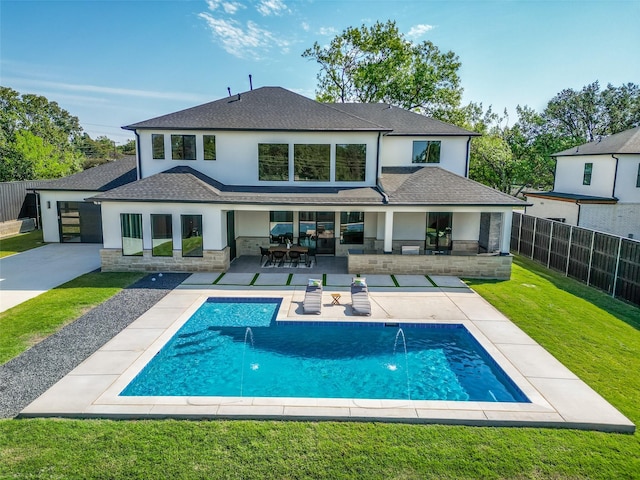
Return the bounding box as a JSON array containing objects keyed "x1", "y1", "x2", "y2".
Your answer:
[
  {"x1": 0, "y1": 229, "x2": 45, "y2": 258},
  {"x1": 0, "y1": 257, "x2": 639, "y2": 479}
]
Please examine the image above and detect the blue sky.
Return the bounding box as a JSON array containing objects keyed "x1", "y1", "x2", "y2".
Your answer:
[{"x1": 2, "y1": 0, "x2": 639, "y2": 144}]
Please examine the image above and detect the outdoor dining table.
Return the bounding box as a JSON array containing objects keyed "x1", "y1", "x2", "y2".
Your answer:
[{"x1": 268, "y1": 245, "x2": 308, "y2": 267}]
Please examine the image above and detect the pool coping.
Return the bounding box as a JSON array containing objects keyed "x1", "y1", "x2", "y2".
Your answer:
[{"x1": 19, "y1": 280, "x2": 635, "y2": 433}]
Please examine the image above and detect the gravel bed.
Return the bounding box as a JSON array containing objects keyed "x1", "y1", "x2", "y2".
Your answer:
[{"x1": 0, "y1": 273, "x2": 189, "y2": 418}]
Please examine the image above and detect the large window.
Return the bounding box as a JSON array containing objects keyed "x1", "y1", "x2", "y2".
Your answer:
[
  {"x1": 171, "y1": 135, "x2": 196, "y2": 160},
  {"x1": 340, "y1": 212, "x2": 364, "y2": 244},
  {"x1": 151, "y1": 214, "x2": 173, "y2": 257},
  {"x1": 121, "y1": 213, "x2": 143, "y2": 256},
  {"x1": 203, "y1": 135, "x2": 216, "y2": 160},
  {"x1": 181, "y1": 215, "x2": 203, "y2": 257},
  {"x1": 583, "y1": 162, "x2": 593, "y2": 185},
  {"x1": 426, "y1": 212, "x2": 452, "y2": 252},
  {"x1": 152, "y1": 134, "x2": 165, "y2": 159},
  {"x1": 269, "y1": 211, "x2": 293, "y2": 244},
  {"x1": 412, "y1": 140, "x2": 441, "y2": 164},
  {"x1": 294, "y1": 144, "x2": 330, "y2": 181},
  {"x1": 259, "y1": 144, "x2": 289, "y2": 181},
  {"x1": 336, "y1": 144, "x2": 366, "y2": 182}
]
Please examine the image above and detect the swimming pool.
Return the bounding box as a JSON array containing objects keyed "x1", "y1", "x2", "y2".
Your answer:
[{"x1": 121, "y1": 298, "x2": 528, "y2": 403}]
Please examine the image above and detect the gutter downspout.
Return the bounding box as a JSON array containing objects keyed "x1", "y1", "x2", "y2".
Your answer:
[
  {"x1": 611, "y1": 154, "x2": 619, "y2": 199},
  {"x1": 576, "y1": 201, "x2": 581, "y2": 226},
  {"x1": 465, "y1": 136, "x2": 472, "y2": 177},
  {"x1": 374, "y1": 131, "x2": 389, "y2": 204},
  {"x1": 134, "y1": 130, "x2": 142, "y2": 180}
]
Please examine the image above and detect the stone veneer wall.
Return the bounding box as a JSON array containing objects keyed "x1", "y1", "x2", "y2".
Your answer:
[
  {"x1": 101, "y1": 248, "x2": 230, "y2": 272},
  {"x1": 348, "y1": 253, "x2": 513, "y2": 279},
  {"x1": 452, "y1": 240, "x2": 479, "y2": 255}
]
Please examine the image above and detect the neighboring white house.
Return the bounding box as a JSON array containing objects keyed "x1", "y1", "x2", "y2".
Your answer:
[
  {"x1": 525, "y1": 126, "x2": 640, "y2": 239},
  {"x1": 37, "y1": 87, "x2": 527, "y2": 278}
]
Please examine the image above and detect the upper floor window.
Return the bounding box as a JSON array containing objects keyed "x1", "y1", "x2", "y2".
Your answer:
[
  {"x1": 294, "y1": 144, "x2": 330, "y2": 181},
  {"x1": 152, "y1": 134, "x2": 164, "y2": 159},
  {"x1": 636, "y1": 163, "x2": 640, "y2": 188},
  {"x1": 171, "y1": 134, "x2": 196, "y2": 160},
  {"x1": 120, "y1": 213, "x2": 143, "y2": 256},
  {"x1": 259, "y1": 144, "x2": 289, "y2": 181},
  {"x1": 583, "y1": 162, "x2": 593, "y2": 185},
  {"x1": 412, "y1": 140, "x2": 441, "y2": 164},
  {"x1": 203, "y1": 135, "x2": 216, "y2": 160},
  {"x1": 336, "y1": 144, "x2": 366, "y2": 182}
]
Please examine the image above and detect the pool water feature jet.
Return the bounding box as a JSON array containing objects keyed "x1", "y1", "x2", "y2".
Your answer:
[
  {"x1": 240, "y1": 327, "x2": 257, "y2": 396},
  {"x1": 392, "y1": 328, "x2": 411, "y2": 400}
]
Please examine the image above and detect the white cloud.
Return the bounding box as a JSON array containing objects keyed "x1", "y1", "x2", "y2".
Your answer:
[
  {"x1": 301, "y1": 21, "x2": 310, "y2": 31},
  {"x1": 318, "y1": 26, "x2": 337, "y2": 36},
  {"x1": 205, "y1": 0, "x2": 244, "y2": 15},
  {"x1": 4, "y1": 77, "x2": 208, "y2": 103},
  {"x1": 257, "y1": 0, "x2": 289, "y2": 16},
  {"x1": 198, "y1": 12, "x2": 289, "y2": 60},
  {"x1": 407, "y1": 24, "x2": 435, "y2": 38}
]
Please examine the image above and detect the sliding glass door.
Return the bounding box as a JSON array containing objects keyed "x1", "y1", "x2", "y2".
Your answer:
[{"x1": 298, "y1": 211, "x2": 335, "y2": 254}]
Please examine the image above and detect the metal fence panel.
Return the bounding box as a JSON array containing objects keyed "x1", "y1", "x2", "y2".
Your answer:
[
  {"x1": 511, "y1": 213, "x2": 640, "y2": 307},
  {"x1": 0, "y1": 181, "x2": 48, "y2": 223}
]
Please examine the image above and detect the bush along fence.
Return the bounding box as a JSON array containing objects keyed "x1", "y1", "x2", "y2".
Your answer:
[{"x1": 511, "y1": 212, "x2": 640, "y2": 307}]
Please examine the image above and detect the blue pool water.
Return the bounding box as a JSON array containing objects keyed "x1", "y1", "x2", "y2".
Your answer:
[{"x1": 121, "y1": 298, "x2": 529, "y2": 402}]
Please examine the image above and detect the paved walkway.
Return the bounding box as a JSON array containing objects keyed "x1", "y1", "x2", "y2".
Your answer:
[
  {"x1": 20, "y1": 272, "x2": 635, "y2": 432},
  {"x1": 0, "y1": 244, "x2": 102, "y2": 312}
]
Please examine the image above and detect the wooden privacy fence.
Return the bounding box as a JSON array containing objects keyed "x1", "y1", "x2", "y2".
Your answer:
[{"x1": 511, "y1": 212, "x2": 640, "y2": 307}]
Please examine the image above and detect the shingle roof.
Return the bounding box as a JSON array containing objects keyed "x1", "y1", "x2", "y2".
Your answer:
[
  {"x1": 379, "y1": 167, "x2": 527, "y2": 206},
  {"x1": 525, "y1": 191, "x2": 617, "y2": 203},
  {"x1": 553, "y1": 126, "x2": 640, "y2": 156},
  {"x1": 90, "y1": 166, "x2": 384, "y2": 205},
  {"x1": 124, "y1": 87, "x2": 386, "y2": 132},
  {"x1": 34, "y1": 156, "x2": 137, "y2": 192},
  {"x1": 328, "y1": 103, "x2": 477, "y2": 136}
]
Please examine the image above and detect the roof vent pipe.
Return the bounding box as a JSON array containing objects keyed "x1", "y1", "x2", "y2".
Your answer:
[
  {"x1": 249, "y1": 74, "x2": 253, "y2": 90},
  {"x1": 227, "y1": 87, "x2": 231, "y2": 97}
]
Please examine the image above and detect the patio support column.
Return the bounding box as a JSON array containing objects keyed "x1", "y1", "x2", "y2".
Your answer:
[
  {"x1": 500, "y1": 210, "x2": 513, "y2": 254},
  {"x1": 205, "y1": 209, "x2": 224, "y2": 250},
  {"x1": 383, "y1": 210, "x2": 394, "y2": 253}
]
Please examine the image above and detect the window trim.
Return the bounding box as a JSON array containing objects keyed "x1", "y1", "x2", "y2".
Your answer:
[
  {"x1": 412, "y1": 140, "x2": 441, "y2": 164},
  {"x1": 171, "y1": 134, "x2": 197, "y2": 161},
  {"x1": 583, "y1": 162, "x2": 593, "y2": 186},
  {"x1": 203, "y1": 135, "x2": 216, "y2": 161},
  {"x1": 152, "y1": 134, "x2": 165, "y2": 160}
]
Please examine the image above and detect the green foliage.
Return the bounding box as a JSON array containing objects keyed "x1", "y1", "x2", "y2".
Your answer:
[
  {"x1": 303, "y1": 20, "x2": 463, "y2": 121},
  {"x1": 0, "y1": 86, "x2": 84, "y2": 181},
  {"x1": 118, "y1": 139, "x2": 136, "y2": 155},
  {"x1": 0, "y1": 271, "x2": 143, "y2": 364},
  {"x1": 0, "y1": 229, "x2": 45, "y2": 258}
]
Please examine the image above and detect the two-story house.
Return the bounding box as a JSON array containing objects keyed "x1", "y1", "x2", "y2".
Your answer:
[
  {"x1": 526, "y1": 126, "x2": 640, "y2": 239},
  {"x1": 37, "y1": 87, "x2": 526, "y2": 278}
]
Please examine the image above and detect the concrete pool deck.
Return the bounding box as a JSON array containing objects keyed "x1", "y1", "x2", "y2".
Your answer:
[{"x1": 20, "y1": 273, "x2": 635, "y2": 432}]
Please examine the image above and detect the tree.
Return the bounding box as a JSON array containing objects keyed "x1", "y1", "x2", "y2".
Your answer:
[
  {"x1": 302, "y1": 20, "x2": 463, "y2": 121},
  {"x1": 118, "y1": 139, "x2": 136, "y2": 155},
  {"x1": 0, "y1": 86, "x2": 83, "y2": 181}
]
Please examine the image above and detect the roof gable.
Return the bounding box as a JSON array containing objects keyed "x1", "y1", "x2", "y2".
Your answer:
[{"x1": 553, "y1": 126, "x2": 640, "y2": 156}]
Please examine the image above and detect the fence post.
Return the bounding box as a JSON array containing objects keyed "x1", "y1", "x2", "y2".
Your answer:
[
  {"x1": 531, "y1": 217, "x2": 537, "y2": 260},
  {"x1": 547, "y1": 221, "x2": 554, "y2": 268},
  {"x1": 586, "y1": 230, "x2": 595, "y2": 286},
  {"x1": 611, "y1": 237, "x2": 623, "y2": 298},
  {"x1": 565, "y1": 225, "x2": 573, "y2": 277}
]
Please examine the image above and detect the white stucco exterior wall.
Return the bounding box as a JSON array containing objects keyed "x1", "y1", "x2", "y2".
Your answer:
[
  {"x1": 392, "y1": 212, "x2": 426, "y2": 239},
  {"x1": 554, "y1": 155, "x2": 616, "y2": 198},
  {"x1": 38, "y1": 190, "x2": 96, "y2": 243},
  {"x1": 379, "y1": 135, "x2": 469, "y2": 176},
  {"x1": 525, "y1": 197, "x2": 580, "y2": 225},
  {"x1": 579, "y1": 204, "x2": 640, "y2": 239},
  {"x1": 451, "y1": 212, "x2": 481, "y2": 241},
  {"x1": 613, "y1": 154, "x2": 640, "y2": 202},
  {"x1": 137, "y1": 130, "x2": 380, "y2": 187}
]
